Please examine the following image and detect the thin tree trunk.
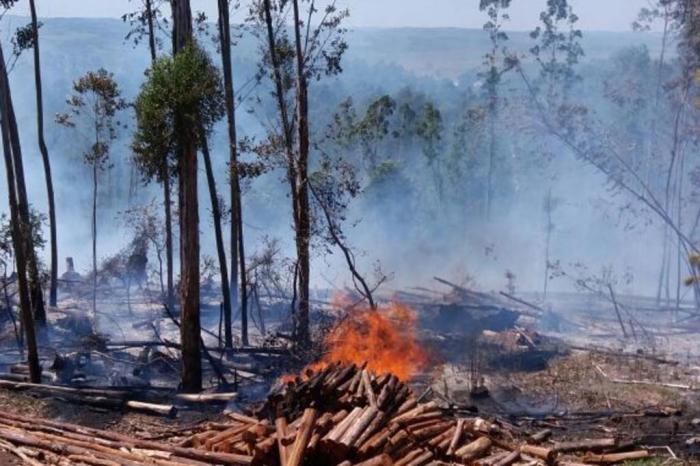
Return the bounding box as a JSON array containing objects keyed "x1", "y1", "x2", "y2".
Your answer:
[
  {"x1": 4, "y1": 60, "x2": 45, "y2": 328},
  {"x1": 172, "y1": 0, "x2": 201, "y2": 393},
  {"x1": 145, "y1": 0, "x2": 175, "y2": 311},
  {"x1": 200, "y1": 132, "x2": 232, "y2": 348},
  {"x1": 92, "y1": 162, "x2": 97, "y2": 317},
  {"x1": 291, "y1": 0, "x2": 311, "y2": 348},
  {"x1": 262, "y1": 0, "x2": 303, "y2": 338},
  {"x1": 216, "y1": 0, "x2": 248, "y2": 346},
  {"x1": 163, "y1": 169, "x2": 174, "y2": 310},
  {"x1": 486, "y1": 85, "x2": 496, "y2": 220},
  {"x1": 29, "y1": 0, "x2": 57, "y2": 310},
  {"x1": 0, "y1": 41, "x2": 41, "y2": 383}
]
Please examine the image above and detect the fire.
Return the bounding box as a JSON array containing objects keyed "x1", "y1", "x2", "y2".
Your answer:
[{"x1": 315, "y1": 302, "x2": 429, "y2": 381}]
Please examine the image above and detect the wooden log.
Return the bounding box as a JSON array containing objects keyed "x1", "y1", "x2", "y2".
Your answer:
[
  {"x1": 394, "y1": 449, "x2": 424, "y2": 466},
  {"x1": 392, "y1": 402, "x2": 437, "y2": 425},
  {"x1": 276, "y1": 416, "x2": 289, "y2": 466},
  {"x1": 410, "y1": 421, "x2": 452, "y2": 441},
  {"x1": 455, "y1": 436, "x2": 492, "y2": 462},
  {"x1": 428, "y1": 425, "x2": 454, "y2": 448},
  {"x1": 205, "y1": 424, "x2": 250, "y2": 451},
  {"x1": 286, "y1": 408, "x2": 317, "y2": 466},
  {"x1": 126, "y1": 400, "x2": 177, "y2": 417},
  {"x1": 582, "y1": 450, "x2": 650, "y2": 464},
  {"x1": 520, "y1": 444, "x2": 555, "y2": 462},
  {"x1": 324, "y1": 407, "x2": 363, "y2": 443},
  {"x1": 355, "y1": 411, "x2": 386, "y2": 448},
  {"x1": 406, "y1": 450, "x2": 433, "y2": 466},
  {"x1": 553, "y1": 438, "x2": 616, "y2": 453},
  {"x1": 362, "y1": 370, "x2": 377, "y2": 408},
  {"x1": 493, "y1": 450, "x2": 520, "y2": 466},
  {"x1": 377, "y1": 376, "x2": 398, "y2": 409},
  {"x1": 176, "y1": 392, "x2": 237, "y2": 403},
  {"x1": 447, "y1": 419, "x2": 464, "y2": 456},
  {"x1": 340, "y1": 406, "x2": 380, "y2": 447},
  {"x1": 355, "y1": 453, "x2": 393, "y2": 466},
  {"x1": 528, "y1": 429, "x2": 552, "y2": 444}
]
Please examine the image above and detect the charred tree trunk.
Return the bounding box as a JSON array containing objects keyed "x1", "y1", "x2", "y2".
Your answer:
[
  {"x1": 216, "y1": 0, "x2": 248, "y2": 346},
  {"x1": 0, "y1": 41, "x2": 41, "y2": 383},
  {"x1": 291, "y1": 0, "x2": 311, "y2": 348},
  {"x1": 29, "y1": 0, "x2": 57, "y2": 310},
  {"x1": 200, "y1": 132, "x2": 233, "y2": 349},
  {"x1": 172, "y1": 0, "x2": 201, "y2": 393}
]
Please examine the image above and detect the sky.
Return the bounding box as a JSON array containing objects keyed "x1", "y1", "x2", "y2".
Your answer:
[{"x1": 9, "y1": 0, "x2": 654, "y2": 32}]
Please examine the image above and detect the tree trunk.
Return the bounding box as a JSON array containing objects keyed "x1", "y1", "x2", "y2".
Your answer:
[
  {"x1": 163, "y1": 169, "x2": 175, "y2": 311},
  {"x1": 92, "y1": 162, "x2": 97, "y2": 318},
  {"x1": 217, "y1": 0, "x2": 248, "y2": 347},
  {"x1": 172, "y1": 0, "x2": 201, "y2": 393},
  {"x1": 262, "y1": 0, "x2": 303, "y2": 341},
  {"x1": 291, "y1": 0, "x2": 311, "y2": 348},
  {"x1": 200, "y1": 132, "x2": 233, "y2": 349},
  {"x1": 145, "y1": 0, "x2": 175, "y2": 312},
  {"x1": 29, "y1": 0, "x2": 57, "y2": 310},
  {"x1": 486, "y1": 83, "x2": 496, "y2": 220},
  {"x1": 0, "y1": 41, "x2": 41, "y2": 383},
  {"x1": 4, "y1": 63, "x2": 45, "y2": 329}
]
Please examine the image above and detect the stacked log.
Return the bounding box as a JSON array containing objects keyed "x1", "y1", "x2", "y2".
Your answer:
[
  {"x1": 0, "y1": 410, "x2": 253, "y2": 465},
  {"x1": 185, "y1": 363, "x2": 650, "y2": 465}
]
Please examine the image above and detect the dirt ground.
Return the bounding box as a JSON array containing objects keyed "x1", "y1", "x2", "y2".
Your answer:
[{"x1": 435, "y1": 349, "x2": 700, "y2": 463}]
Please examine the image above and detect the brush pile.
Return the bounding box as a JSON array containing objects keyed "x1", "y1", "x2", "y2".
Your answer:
[{"x1": 185, "y1": 362, "x2": 652, "y2": 465}]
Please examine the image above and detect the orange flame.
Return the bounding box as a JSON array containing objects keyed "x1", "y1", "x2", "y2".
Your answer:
[{"x1": 314, "y1": 302, "x2": 429, "y2": 381}]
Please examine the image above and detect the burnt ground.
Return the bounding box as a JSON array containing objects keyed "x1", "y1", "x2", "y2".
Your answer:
[{"x1": 433, "y1": 349, "x2": 700, "y2": 463}]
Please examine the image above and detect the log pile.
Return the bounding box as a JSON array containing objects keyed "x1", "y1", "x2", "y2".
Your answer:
[
  {"x1": 0, "y1": 410, "x2": 254, "y2": 465},
  {"x1": 184, "y1": 362, "x2": 651, "y2": 465}
]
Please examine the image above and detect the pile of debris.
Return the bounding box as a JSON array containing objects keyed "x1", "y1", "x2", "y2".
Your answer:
[{"x1": 185, "y1": 362, "x2": 652, "y2": 465}]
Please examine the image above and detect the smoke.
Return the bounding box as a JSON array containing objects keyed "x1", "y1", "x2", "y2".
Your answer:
[{"x1": 0, "y1": 16, "x2": 669, "y2": 301}]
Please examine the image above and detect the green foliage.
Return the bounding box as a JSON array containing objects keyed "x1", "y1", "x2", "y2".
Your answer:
[
  {"x1": 529, "y1": 0, "x2": 584, "y2": 100},
  {"x1": 416, "y1": 102, "x2": 443, "y2": 165},
  {"x1": 56, "y1": 68, "x2": 127, "y2": 170},
  {"x1": 132, "y1": 42, "x2": 225, "y2": 181},
  {"x1": 0, "y1": 210, "x2": 47, "y2": 262}
]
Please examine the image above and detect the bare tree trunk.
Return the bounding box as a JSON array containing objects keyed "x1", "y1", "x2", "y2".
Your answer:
[
  {"x1": 163, "y1": 170, "x2": 175, "y2": 311},
  {"x1": 172, "y1": 0, "x2": 201, "y2": 393},
  {"x1": 92, "y1": 161, "x2": 97, "y2": 318},
  {"x1": 5, "y1": 71, "x2": 45, "y2": 329},
  {"x1": 216, "y1": 0, "x2": 248, "y2": 346},
  {"x1": 29, "y1": 0, "x2": 57, "y2": 310},
  {"x1": 145, "y1": 0, "x2": 175, "y2": 311},
  {"x1": 291, "y1": 0, "x2": 311, "y2": 348},
  {"x1": 0, "y1": 41, "x2": 41, "y2": 383},
  {"x1": 486, "y1": 85, "x2": 496, "y2": 220},
  {"x1": 200, "y1": 132, "x2": 233, "y2": 348},
  {"x1": 262, "y1": 0, "x2": 303, "y2": 339}
]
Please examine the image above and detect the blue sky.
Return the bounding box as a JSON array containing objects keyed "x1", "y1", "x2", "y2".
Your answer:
[{"x1": 10, "y1": 0, "x2": 654, "y2": 32}]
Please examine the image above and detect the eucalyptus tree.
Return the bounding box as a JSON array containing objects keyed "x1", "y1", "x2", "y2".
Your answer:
[
  {"x1": 479, "y1": 0, "x2": 515, "y2": 219},
  {"x1": 0, "y1": 0, "x2": 41, "y2": 381},
  {"x1": 134, "y1": 41, "x2": 225, "y2": 392},
  {"x1": 20, "y1": 0, "x2": 59, "y2": 309},
  {"x1": 254, "y1": 0, "x2": 348, "y2": 347},
  {"x1": 216, "y1": 0, "x2": 248, "y2": 348},
  {"x1": 56, "y1": 70, "x2": 128, "y2": 317}
]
